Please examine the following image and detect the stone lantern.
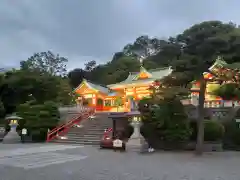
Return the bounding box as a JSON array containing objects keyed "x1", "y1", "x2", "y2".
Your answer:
[
  {"x1": 126, "y1": 111, "x2": 145, "y2": 150},
  {"x1": 2, "y1": 114, "x2": 23, "y2": 144}
]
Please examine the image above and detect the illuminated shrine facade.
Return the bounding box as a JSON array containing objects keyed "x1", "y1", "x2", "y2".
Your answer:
[
  {"x1": 191, "y1": 58, "x2": 240, "y2": 107},
  {"x1": 74, "y1": 66, "x2": 172, "y2": 112}
]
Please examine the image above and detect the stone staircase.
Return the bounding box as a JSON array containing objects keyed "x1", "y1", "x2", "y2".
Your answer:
[{"x1": 53, "y1": 114, "x2": 112, "y2": 145}]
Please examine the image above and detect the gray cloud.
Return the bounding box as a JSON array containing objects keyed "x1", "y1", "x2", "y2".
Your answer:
[{"x1": 0, "y1": 0, "x2": 240, "y2": 70}]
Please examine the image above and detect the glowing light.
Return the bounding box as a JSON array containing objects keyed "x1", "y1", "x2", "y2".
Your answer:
[{"x1": 60, "y1": 136, "x2": 68, "y2": 140}]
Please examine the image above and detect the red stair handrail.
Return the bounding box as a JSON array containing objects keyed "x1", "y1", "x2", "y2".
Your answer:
[
  {"x1": 103, "y1": 127, "x2": 113, "y2": 139},
  {"x1": 46, "y1": 107, "x2": 95, "y2": 142}
]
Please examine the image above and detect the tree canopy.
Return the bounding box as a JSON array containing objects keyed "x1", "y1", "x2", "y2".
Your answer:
[
  {"x1": 68, "y1": 21, "x2": 240, "y2": 89},
  {"x1": 0, "y1": 51, "x2": 73, "y2": 115}
]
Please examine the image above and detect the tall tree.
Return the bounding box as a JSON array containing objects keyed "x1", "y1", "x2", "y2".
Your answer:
[
  {"x1": 123, "y1": 35, "x2": 161, "y2": 58},
  {"x1": 57, "y1": 78, "x2": 74, "y2": 105},
  {"x1": 20, "y1": 51, "x2": 68, "y2": 76},
  {"x1": 84, "y1": 60, "x2": 96, "y2": 72},
  {"x1": 68, "y1": 68, "x2": 86, "y2": 88},
  {"x1": 167, "y1": 21, "x2": 239, "y2": 155},
  {"x1": 0, "y1": 69, "x2": 60, "y2": 114}
]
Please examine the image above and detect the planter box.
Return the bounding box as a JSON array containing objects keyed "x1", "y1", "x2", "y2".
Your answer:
[{"x1": 203, "y1": 142, "x2": 223, "y2": 152}]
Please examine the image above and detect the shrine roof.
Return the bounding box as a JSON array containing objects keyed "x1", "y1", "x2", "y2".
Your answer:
[
  {"x1": 108, "y1": 66, "x2": 172, "y2": 88},
  {"x1": 74, "y1": 79, "x2": 110, "y2": 94},
  {"x1": 209, "y1": 57, "x2": 240, "y2": 71}
]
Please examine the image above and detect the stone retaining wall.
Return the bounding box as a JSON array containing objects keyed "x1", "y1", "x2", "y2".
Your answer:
[{"x1": 185, "y1": 105, "x2": 238, "y2": 120}]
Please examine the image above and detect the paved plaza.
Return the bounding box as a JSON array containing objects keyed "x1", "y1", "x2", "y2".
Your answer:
[{"x1": 0, "y1": 143, "x2": 240, "y2": 180}]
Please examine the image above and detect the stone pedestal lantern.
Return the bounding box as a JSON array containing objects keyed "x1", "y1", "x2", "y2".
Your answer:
[
  {"x1": 2, "y1": 114, "x2": 23, "y2": 144},
  {"x1": 127, "y1": 112, "x2": 145, "y2": 149},
  {"x1": 108, "y1": 111, "x2": 146, "y2": 152}
]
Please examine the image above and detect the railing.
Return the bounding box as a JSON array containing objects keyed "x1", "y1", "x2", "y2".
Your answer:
[
  {"x1": 46, "y1": 107, "x2": 95, "y2": 142},
  {"x1": 102, "y1": 127, "x2": 113, "y2": 140}
]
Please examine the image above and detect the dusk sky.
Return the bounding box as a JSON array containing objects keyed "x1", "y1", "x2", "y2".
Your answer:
[{"x1": 0, "y1": 0, "x2": 239, "y2": 70}]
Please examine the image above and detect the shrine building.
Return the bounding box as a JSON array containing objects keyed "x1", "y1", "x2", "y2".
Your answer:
[{"x1": 74, "y1": 66, "x2": 172, "y2": 112}]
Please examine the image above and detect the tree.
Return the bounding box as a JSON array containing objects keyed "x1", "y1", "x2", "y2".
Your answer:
[
  {"x1": 211, "y1": 60, "x2": 240, "y2": 100},
  {"x1": 123, "y1": 35, "x2": 161, "y2": 58},
  {"x1": 20, "y1": 51, "x2": 68, "y2": 76},
  {"x1": 84, "y1": 56, "x2": 140, "y2": 85},
  {"x1": 0, "y1": 69, "x2": 60, "y2": 113},
  {"x1": 68, "y1": 68, "x2": 86, "y2": 88},
  {"x1": 112, "y1": 52, "x2": 125, "y2": 62},
  {"x1": 16, "y1": 101, "x2": 60, "y2": 141},
  {"x1": 84, "y1": 60, "x2": 96, "y2": 72},
  {"x1": 165, "y1": 21, "x2": 240, "y2": 155},
  {"x1": 57, "y1": 78, "x2": 74, "y2": 105},
  {"x1": 138, "y1": 93, "x2": 192, "y2": 146}
]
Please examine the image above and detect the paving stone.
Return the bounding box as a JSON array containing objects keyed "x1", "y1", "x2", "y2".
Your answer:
[{"x1": 0, "y1": 143, "x2": 239, "y2": 180}]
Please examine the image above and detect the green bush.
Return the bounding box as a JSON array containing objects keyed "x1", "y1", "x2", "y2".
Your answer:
[
  {"x1": 213, "y1": 83, "x2": 240, "y2": 100},
  {"x1": 31, "y1": 128, "x2": 48, "y2": 142},
  {"x1": 190, "y1": 120, "x2": 224, "y2": 142},
  {"x1": 139, "y1": 97, "x2": 192, "y2": 142},
  {"x1": 204, "y1": 120, "x2": 225, "y2": 141},
  {"x1": 16, "y1": 101, "x2": 60, "y2": 142},
  {"x1": 223, "y1": 120, "x2": 240, "y2": 146},
  {"x1": 0, "y1": 101, "x2": 5, "y2": 118}
]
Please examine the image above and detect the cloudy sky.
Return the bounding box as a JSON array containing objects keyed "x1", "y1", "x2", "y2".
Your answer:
[{"x1": 0, "y1": 0, "x2": 239, "y2": 70}]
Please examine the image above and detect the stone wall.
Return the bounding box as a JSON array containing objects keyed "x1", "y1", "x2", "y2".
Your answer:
[{"x1": 185, "y1": 105, "x2": 238, "y2": 121}]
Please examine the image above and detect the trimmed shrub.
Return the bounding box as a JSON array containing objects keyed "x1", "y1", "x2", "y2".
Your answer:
[
  {"x1": 223, "y1": 120, "x2": 240, "y2": 146},
  {"x1": 190, "y1": 120, "x2": 225, "y2": 142},
  {"x1": 139, "y1": 97, "x2": 192, "y2": 142},
  {"x1": 16, "y1": 101, "x2": 60, "y2": 142},
  {"x1": 31, "y1": 128, "x2": 48, "y2": 142},
  {"x1": 204, "y1": 120, "x2": 224, "y2": 141}
]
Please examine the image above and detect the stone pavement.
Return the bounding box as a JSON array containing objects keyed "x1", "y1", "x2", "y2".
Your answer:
[{"x1": 0, "y1": 143, "x2": 240, "y2": 180}]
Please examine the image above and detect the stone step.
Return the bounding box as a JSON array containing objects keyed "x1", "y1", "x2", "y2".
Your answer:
[
  {"x1": 64, "y1": 136, "x2": 101, "y2": 140},
  {"x1": 53, "y1": 139, "x2": 100, "y2": 145},
  {"x1": 68, "y1": 130, "x2": 104, "y2": 133},
  {"x1": 83, "y1": 134, "x2": 102, "y2": 137},
  {"x1": 71, "y1": 125, "x2": 110, "y2": 128},
  {"x1": 52, "y1": 115, "x2": 112, "y2": 145},
  {"x1": 85, "y1": 124, "x2": 111, "y2": 127},
  {"x1": 66, "y1": 133, "x2": 103, "y2": 137},
  {"x1": 67, "y1": 134, "x2": 101, "y2": 138},
  {"x1": 68, "y1": 130, "x2": 107, "y2": 134},
  {"x1": 73, "y1": 126, "x2": 110, "y2": 129},
  {"x1": 68, "y1": 129, "x2": 105, "y2": 132}
]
